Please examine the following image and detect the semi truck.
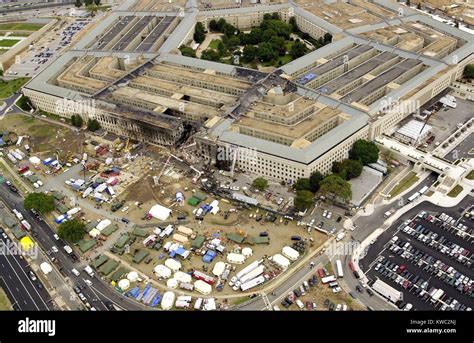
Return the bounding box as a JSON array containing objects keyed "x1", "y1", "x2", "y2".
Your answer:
[{"x1": 335, "y1": 260, "x2": 344, "y2": 278}]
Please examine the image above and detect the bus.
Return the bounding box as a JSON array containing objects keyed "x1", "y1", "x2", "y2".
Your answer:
[
  {"x1": 419, "y1": 186, "x2": 429, "y2": 195},
  {"x1": 321, "y1": 275, "x2": 337, "y2": 284},
  {"x1": 336, "y1": 260, "x2": 344, "y2": 278},
  {"x1": 408, "y1": 192, "x2": 421, "y2": 202}
]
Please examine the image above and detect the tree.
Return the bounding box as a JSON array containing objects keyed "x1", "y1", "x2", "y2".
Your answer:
[
  {"x1": 75, "y1": 0, "x2": 83, "y2": 8},
  {"x1": 290, "y1": 39, "x2": 307, "y2": 59},
  {"x1": 222, "y1": 23, "x2": 237, "y2": 37},
  {"x1": 246, "y1": 28, "x2": 262, "y2": 45},
  {"x1": 294, "y1": 190, "x2": 314, "y2": 210},
  {"x1": 217, "y1": 41, "x2": 226, "y2": 55},
  {"x1": 193, "y1": 22, "x2": 206, "y2": 44},
  {"x1": 261, "y1": 29, "x2": 277, "y2": 43},
  {"x1": 84, "y1": 0, "x2": 93, "y2": 5},
  {"x1": 323, "y1": 32, "x2": 332, "y2": 44},
  {"x1": 216, "y1": 18, "x2": 227, "y2": 32},
  {"x1": 416, "y1": 2, "x2": 421, "y2": 9},
  {"x1": 252, "y1": 177, "x2": 268, "y2": 191},
  {"x1": 342, "y1": 159, "x2": 363, "y2": 180},
  {"x1": 309, "y1": 171, "x2": 324, "y2": 193},
  {"x1": 71, "y1": 114, "x2": 83, "y2": 128},
  {"x1": 179, "y1": 45, "x2": 196, "y2": 58},
  {"x1": 242, "y1": 45, "x2": 257, "y2": 63},
  {"x1": 293, "y1": 178, "x2": 311, "y2": 192},
  {"x1": 209, "y1": 19, "x2": 218, "y2": 32},
  {"x1": 58, "y1": 219, "x2": 85, "y2": 243},
  {"x1": 464, "y1": 64, "x2": 474, "y2": 79},
  {"x1": 272, "y1": 12, "x2": 280, "y2": 20},
  {"x1": 257, "y1": 42, "x2": 278, "y2": 62},
  {"x1": 263, "y1": 13, "x2": 273, "y2": 20},
  {"x1": 224, "y1": 35, "x2": 240, "y2": 50},
  {"x1": 24, "y1": 193, "x2": 55, "y2": 214},
  {"x1": 406, "y1": 0, "x2": 411, "y2": 6},
  {"x1": 201, "y1": 49, "x2": 221, "y2": 62},
  {"x1": 87, "y1": 119, "x2": 101, "y2": 132},
  {"x1": 319, "y1": 174, "x2": 352, "y2": 202},
  {"x1": 289, "y1": 17, "x2": 298, "y2": 32},
  {"x1": 349, "y1": 139, "x2": 379, "y2": 165},
  {"x1": 17, "y1": 95, "x2": 32, "y2": 112},
  {"x1": 94, "y1": 0, "x2": 101, "y2": 5}
]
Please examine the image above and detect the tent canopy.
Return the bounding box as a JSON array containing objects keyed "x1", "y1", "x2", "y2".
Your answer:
[{"x1": 149, "y1": 204, "x2": 172, "y2": 221}]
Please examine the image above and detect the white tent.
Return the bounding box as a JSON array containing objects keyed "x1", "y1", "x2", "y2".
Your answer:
[
  {"x1": 212, "y1": 261, "x2": 226, "y2": 276},
  {"x1": 174, "y1": 271, "x2": 192, "y2": 284},
  {"x1": 194, "y1": 280, "x2": 212, "y2": 295},
  {"x1": 165, "y1": 258, "x2": 182, "y2": 271},
  {"x1": 282, "y1": 246, "x2": 300, "y2": 261},
  {"x1": 96, "y1": 219, "x2": 111, "y2": 232},
  {"x1": 148, "y1": 204, "x2": 172, "y2": 221},
  {"x1": 40, "y1": 262, "x2": 52, "y2": 275},
  {"x1": 127, "y1": 271, "x2": 139, "y2": 282},
  {"x1": 272, "y1": 254, "x2": 290, "y2": 269},
  {"x1": 161, "y1": 291, "x2": 175, "y2": 310},
  {"x1": 118, "y1": 279, "x2": 130, "y2": 291},
  {"x1": 172, "y1": 233, "x2": 189, "y2": 244},
  {"x1": 154, "y1": 264, "x2": 172, "y2": 279},
  {"x1": 29, "y1": 156, "x2": 41, "y2": 165},
  {"x1": 177, "y1": 225, "x2": 193, "y2": 236},
  {"x1": 89, "y1": 228, "x2": 101, "y2": 238},
  {"x1": 167, "y1": 278, "x2": 178, "y2": 289},
  {"x1": 242, "y1": 247, "x2": 253, "y2": 258},
  {"x1": 227, "y1": 253, "x2": 245, "y2": 264}
]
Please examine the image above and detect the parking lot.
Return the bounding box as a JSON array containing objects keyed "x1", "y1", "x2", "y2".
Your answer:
[
  {"x1": 8, "y1": 18, "x2": 93, "y2": 78},
  {"x1": 361, "y1": 197, "x2": 473, "y2": 311}
]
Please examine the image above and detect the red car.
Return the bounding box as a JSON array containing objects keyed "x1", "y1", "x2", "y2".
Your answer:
[{"x1": 317, "y1": 268, "x2": 325, "y2": 278}]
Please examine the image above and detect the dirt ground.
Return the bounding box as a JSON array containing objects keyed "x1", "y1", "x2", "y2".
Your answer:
[{"x1": 0, "y1": 114, "x2": 85, "y2": 159}]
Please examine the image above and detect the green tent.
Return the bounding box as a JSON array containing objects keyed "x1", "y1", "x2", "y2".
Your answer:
[
  {"x1": 93, "y1": 255, "x2": 109, "y2": 269},
  {"x1": 114, "y1": 234, "x2": 130, "y2": 248},
  {"x1": 191, "y1": 235, "x2": 205, "y2": 249},
  {"x1": 99, "y1": 260, "x2": 119, "y2": 275},
  {"x1": 85, "y1": 221, "x2": 97, "y2": 233},
  {"x1": 250, "y1": 236, "x2": 270, "y2": 245},
  {"x1": 55, "y1": 203, "x2": 68, "y2": 214},
  {"x1": 132, "y1": 249, "x2": 149, "y2": 264},
  {"x1": 101, "y1": 224, "x2": 118, "y2": 236},
  {"x1": 110, "y1": 267, "x2": 128, "y2": 282},
  {"x1": 187, "y1": 197, "x2": 200, "y2": 206},
  {"x1": 77, "y1": 239, "x2": 96, "y2": 253},
  {"x1": 131, "y1": 228, "x2": 148, "y2": 237},
  {"x1": 227, "y1": 233, "x2": 245, "y2": 244},
  {"x1": 11, "y1": 227, "x2": 26, "y2": 239}
]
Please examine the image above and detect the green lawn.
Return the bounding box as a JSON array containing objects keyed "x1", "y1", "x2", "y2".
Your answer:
[
  {"x1": 0, "y1": 23, "x2": 44, "y2": 31},
  {"x1": 0, "y1": 287, "x2": 12, "y2": 310},
  {"x1": 448, "y1": 185, "x2": 463, "y2": 198},
  {"x1": 0, "y1": 39, "x2": 20, "y2": 48},
  {"x1": 8, "y1": 32, "x2": 31, "y2": 37},
  {"x1": 208, "y1": 39, "x2": 221, "y2": 49},
  {"x1": 0, "y1": 77, "x2": 30, "y2": 99},
  {"x1": 389, "y1": 171, "x2": 419, "y2": 198},
  {"x1": 466, "y1": 170, "x2": 474, "y2": 180}
]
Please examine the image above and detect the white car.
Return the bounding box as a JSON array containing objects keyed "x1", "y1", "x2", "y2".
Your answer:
[
  {"x1": 53, "y1": 234, "x2": 59, "y2": 240},
  {"x1": 83, "y1": 279, "x2": 93, "y2": 287},
  {"x1": 51, "y1": 246, "x2": 59, "y2": 253},
  {"x1": 327, "y1": 212, "x2": 332, "y2": 219},
  {"x1": 404, "y1": 303, "x2": 413, "y2": 311},
  {"x1": 71, "y1": 268, "x2": 80, "y2": 276}
]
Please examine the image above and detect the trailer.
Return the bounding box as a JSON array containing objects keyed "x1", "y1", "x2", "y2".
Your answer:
[
  {"x1": 240, "y1": 275, "x2": 265, "y2": 291},
  {"x1": 372, "y1": 279, "x2": 403, "y2": 303},
  {"x1": 7, "y1": 153, "x2": 18, "y2": 164},
  {"x1": 239, "y1": 265, "x2": 265, "y2": 284},
  {"x1": 236, "y1": 259, "x2": 262, "y2": 280},
  {"x1": 419, "y1": 186, "x2": 429, "y2": 195},
  {"x1": 408, "y1": 192, "x2": 421, "y2": 202},
  {"x1": 321, "y1": 275, "x2": 337, "y2": 284},
  {"x1": 335, "y1": 260, "x2": 344, "y2": 278}
]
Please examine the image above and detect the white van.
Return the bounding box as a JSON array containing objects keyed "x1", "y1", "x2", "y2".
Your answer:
[
  {"x1": 84, "y1": 265, "x2": 94, "y2": 277},
  {"x1": 295, "y1": 299, "x2": 304, "y2": 309}
]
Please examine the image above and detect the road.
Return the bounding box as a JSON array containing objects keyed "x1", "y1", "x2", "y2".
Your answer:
[
  {"x1": 0, "y1": 234, "x2": 53, "y2": 311},
  {"x1": 0, "y1": 183, "x2": 147, "y2": 311},
  {"x1": 352, "y1": 172, "x2": 438, "y2": 242}
]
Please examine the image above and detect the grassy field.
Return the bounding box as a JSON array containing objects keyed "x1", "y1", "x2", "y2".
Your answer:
[
  {"x1": 0, "y1": 287, "x2": 12, "y2": 310},
  {"x1": 466, "y1": 170, "x2": 474, "y2": 180},
  {"x1": 0, "y1": 23, "x2": 44, "y2": 31},
  {"x1": 389, "y1": 171, "x2": 419, "y2": 198},
  {"x1": 0, "y1": 39, "x2": 20, "y2": 48},
  {"x1": 0, "y1": 77, "x2": 30, "y2": 99},
  {"x1": 208, "y1": 39, "x2": 221, "y2": 49},
  {"x1": 448, "y1": 185, "x2": 463, "y2": 197}
]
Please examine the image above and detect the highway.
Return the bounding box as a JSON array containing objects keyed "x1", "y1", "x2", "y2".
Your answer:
[
  {"x1": 0, "y1": 234, "x2": 53, "y2": 311},
  {"x1": 0, "y1": 183, "x2": 147, "y2": 311}
]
